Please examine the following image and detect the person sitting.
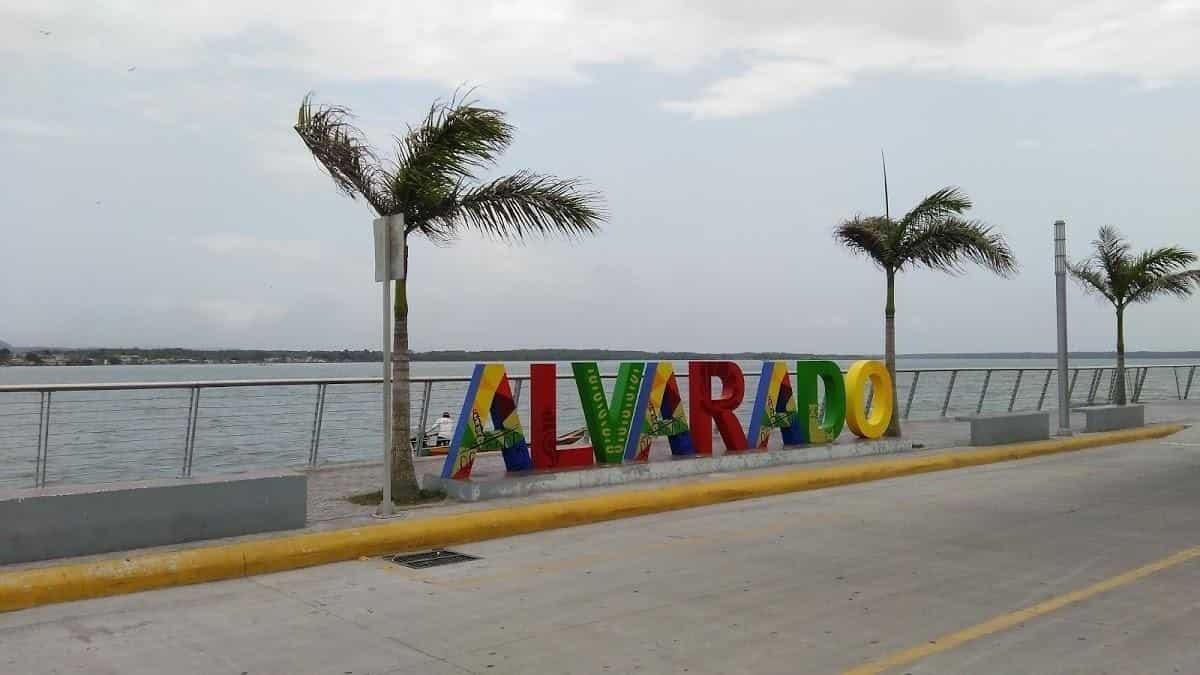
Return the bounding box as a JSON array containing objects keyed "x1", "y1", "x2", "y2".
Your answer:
[{"x1": 432, "y1": 412, "x2": 455, "y2": 446}]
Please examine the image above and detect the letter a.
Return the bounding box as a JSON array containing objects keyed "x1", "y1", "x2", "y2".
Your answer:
[{"x1": 441, "y1": 363, "x2": 532, "y2": 479}]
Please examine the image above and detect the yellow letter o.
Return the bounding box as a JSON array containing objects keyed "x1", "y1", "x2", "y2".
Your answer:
[{"x1": 845, "y1": 360, "x2": 893, "y2": 439}]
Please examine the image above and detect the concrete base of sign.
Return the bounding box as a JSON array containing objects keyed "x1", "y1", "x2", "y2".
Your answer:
[
  {"x1": 1082, "y1": 404, "x2": 1145, "y2": 432},
  {"x1": 966, "y1": 411, "x2": 1050, "y2": 446},
  {"x1": 0, "y1": 471, "x2": 307, "y2": 565},
  {"x1": 424, "y1": 438, "x2": 915, "y2": 502}
]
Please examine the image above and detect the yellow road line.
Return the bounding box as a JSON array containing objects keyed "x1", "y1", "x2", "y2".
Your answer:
[
  {"x1": 0, "y1": 423, "x2": 1184, "y2": 613},
  {"x1": 843, "y1": 543, "x2": 1200, "y2": 675}
]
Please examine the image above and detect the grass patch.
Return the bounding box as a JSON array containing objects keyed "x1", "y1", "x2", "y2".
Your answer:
[{"x1": 346, "y1": 488, "x2": 446, "y2": 507}]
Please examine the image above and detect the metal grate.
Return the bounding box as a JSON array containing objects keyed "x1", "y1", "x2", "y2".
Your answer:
[{"x1": 386, "y1": 549, "x2": 479, "y2": 569}]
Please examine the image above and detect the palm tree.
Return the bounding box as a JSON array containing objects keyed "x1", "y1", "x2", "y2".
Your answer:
[
  {"x1": 295, "y1": 92, "x2": 604, "y2": 501},
  {"x1": 834, "y1": 186, "x2": 1017, "y2": 436},
  {"x1": 1069, "y1": 227, "x2": 1200, "y2": 405}
]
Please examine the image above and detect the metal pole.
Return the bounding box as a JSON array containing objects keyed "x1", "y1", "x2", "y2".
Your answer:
[
  {"x1": 1037, "y1": 369, "x2": 1052, "y2": 410},
  {"x1": 976, "y1": 370, "x2": 992, "y2": 414},
  {"x1": 379, "y1": 232, "x2": 394, "y2": 517},
  {"x1": 1054, "y1": 220, "x2": 1072, "y2": 435},
  {"x1": 40, "y1": 392, "x2": 51, "y2": 487},
  {"x1": 35, "y1": 391, "x2": 50, "y2": 488},
  {"x1": 183, "y1": 388, "x2": 196, "y2": 476},
  {"x1": 903, "y1": 371, "x2": 920, "y2": 419},
  {"x1": 416, "y1": 380, "x2": 433, "y2": 456},
  {"x1": 1088, "y1": 369, "x2": 1101, "y2": 404},
  {"x1": 940, "y1": 370, "x2": 958, "y2": 417},
  {"x1": 1007, "y1": 369, "x2": 1024, "y2": 412},
  {"x1": 184, "y1": 387, "x2": 200, "y2": 478},
  {"x1": 308, "y1": 383, "x2": 327, "y2": 467}
]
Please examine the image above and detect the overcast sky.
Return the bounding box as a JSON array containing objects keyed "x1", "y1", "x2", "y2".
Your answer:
[{"x1": 2, "y1": 1, "x2": 1198, "y2": 353}]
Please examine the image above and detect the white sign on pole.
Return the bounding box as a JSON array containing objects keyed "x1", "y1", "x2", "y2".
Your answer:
[
  {"x1": 372, "y1": 213, "x2": 404, "y2": 517},
  {"x1": 374, "y1": 215, "x2": 406, "y2": 281}
]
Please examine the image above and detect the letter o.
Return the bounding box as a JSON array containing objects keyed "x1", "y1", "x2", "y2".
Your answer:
[{"x1": 845, "y1": 360, "x2": 894, "y2": 439}]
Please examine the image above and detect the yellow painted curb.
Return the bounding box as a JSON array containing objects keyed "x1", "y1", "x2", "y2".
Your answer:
[{"x1": 0, "y1": 423, "x2": 1184, "y2": 613}]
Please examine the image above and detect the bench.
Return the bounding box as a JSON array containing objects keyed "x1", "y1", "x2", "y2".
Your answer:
[
  {"x1": 967, "y1": 411, "x2": 1050, "y2": 446},
  {"x1": 1081, "y1": 404, "x2": 1144, "y2": 432}
]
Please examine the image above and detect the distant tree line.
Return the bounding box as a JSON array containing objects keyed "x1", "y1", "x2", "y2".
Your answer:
[{"x1": 5, "y1": 347, "x2": 1199, "y2": 366}]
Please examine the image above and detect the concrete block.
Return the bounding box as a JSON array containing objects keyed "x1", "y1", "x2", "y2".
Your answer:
[
  {"x1": 425, "y1": 438, "x2": 915, "y2": 501},
  {"x1": 0, "y1": 471, "x2": 306, "y2": 565},
  {"x1": 968, "y1": 411, "x2": 1050, "y2": 446},
  {"x1": 1082, "y1": 404, "x2": 1145, "y2": 432}
]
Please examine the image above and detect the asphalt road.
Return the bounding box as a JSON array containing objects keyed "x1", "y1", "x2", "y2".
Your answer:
[{"x1": 3, "y1": 424, "x2": 1200, "y2": 674}]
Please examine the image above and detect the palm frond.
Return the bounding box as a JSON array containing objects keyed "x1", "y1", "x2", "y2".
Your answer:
[
  {"x1": 1129, "y1": 269, "x2": 1200, "y2": 303},
  {"x1": 1068, "y1": 261, "x2": 1116, "y2": 304},
  {"x1": 390, "y1": 92, "x2": 514, "y2": 223},
  {"x1": 833, "y1": 216, "x2": 894, "y2": 269},
  {"x1": 1128, "y1": 246, "x2": 1198, "y2": 281},
  {"x1": 899, "y1": 187, "x2": 972, "y2": 228},
  {"x1": 901, "y1": 217, "x2": 1017, "y2": 277},
  {"x1": 431, "y1": 171, "x2": 605, "y2": 242},
  {"x1": 1074, "y1": 228, "x2": 1200, "y2": 307},
  {"x1": 1092, "y1": 225, "x2": 1132, "y2": 293},
  {"x1": 293, "y1": 93, "x2": 389, "y2": 215}
]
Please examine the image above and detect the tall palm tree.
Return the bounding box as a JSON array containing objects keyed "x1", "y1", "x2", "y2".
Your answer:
[
  {"x1": 834, "y1": 186, "x2": 1017, "y2": 436},
  {"x1": 1069, "y1": 227, "x2": 1200, "y2": 405},
  {"x1": 295, "y1": 92, "x2": 604, "y2": 501}
]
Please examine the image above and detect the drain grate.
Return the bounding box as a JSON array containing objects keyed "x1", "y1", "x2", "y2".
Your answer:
[{"x1": 386, "y1": 549, "x2": 480, "y2": 569}]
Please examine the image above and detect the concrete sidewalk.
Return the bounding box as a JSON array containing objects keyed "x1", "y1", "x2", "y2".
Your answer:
[
  {"x1": 4, "y1": 401, "x2": 1194, "y2": 580},
  {"x1": 3, "y1": 422, "x2": 1199, "y2": 673}
]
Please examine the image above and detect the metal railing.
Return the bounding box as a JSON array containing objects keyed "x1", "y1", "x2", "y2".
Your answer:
[{"x1": 1, "y1": 363, "x2": 1196, "y2": 488}]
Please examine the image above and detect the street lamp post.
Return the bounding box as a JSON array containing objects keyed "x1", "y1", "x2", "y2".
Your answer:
[{"x1": 1054, "y1": 220, "x2": 1072, "y2": 436}]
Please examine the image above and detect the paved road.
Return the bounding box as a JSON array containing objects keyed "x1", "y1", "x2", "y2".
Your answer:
[{"x1": 4, "y1": 424, "x2": 1200, "y2": 674}]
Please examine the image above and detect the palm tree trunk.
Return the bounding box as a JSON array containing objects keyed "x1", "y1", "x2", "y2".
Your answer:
[
  {"x1": 1114, "y1": 305, "x2": 1127, "y2": 405},
  {"x1": 390, "y1": 246, "x2": 421, "y2": 502},
  {"x1": 884, "y1": 268, "x2": 901, "y2": 437}
]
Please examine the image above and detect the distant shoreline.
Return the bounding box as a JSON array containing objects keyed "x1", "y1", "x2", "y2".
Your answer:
[{"x1": 3, "y1": 346, "x2": 1199, "y2": 367}]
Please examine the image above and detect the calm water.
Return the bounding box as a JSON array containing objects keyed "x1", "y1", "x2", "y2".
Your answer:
[{"x1": 1, "y1": 357, "x2": 1195, "y2": 488}]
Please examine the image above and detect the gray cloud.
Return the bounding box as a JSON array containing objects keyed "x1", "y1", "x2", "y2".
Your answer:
[
  {"x1": 4, "y1": 1, "x2": 1199, "y2": 117},
  {"x1": 2, "y1": 1, "x2": 1198, "y2": 353}
]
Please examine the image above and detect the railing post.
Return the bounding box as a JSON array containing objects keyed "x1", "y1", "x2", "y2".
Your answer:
[
  {"x1": 513, "y1": 378, "x2": 524, "y2": 406},
  {"x1": 1133, "y1": 368, "x2": 1148, "y2": 402},
  {"x1": 1175, "y1": 367, "x2": 1183, "y2": 400},
  {"x1": 903, "y1": 371, "x2": 920, "y2": 419},
  {"x1": 1068, "y1": 369, "x2": 1080, "y2": 404},
  {"x1": 1186, "y1": 366, "x2": 1196, "y2": 400},
  {"x1": 35, "y1": 391, "x2": 51, "y2": 487},
  {"x1": 1087, "y1": 369, "x2": 1101, "y2": 404},
  {"x1": 976, "y1": 370, "x2": 992, "y2": 414},
  {"x1": 940, "y1": 370, "x2": 958, "y2": 417},
  {"x1": 1007, "y1": 369, "x2": 1024, "y2": 412},
  {"x1": 308, "y1": 383, "x2": 327, "y2": 467},
  {"x1": 182, "y1": 387, "x2": 200, "y2": 478},
  {"x1": 416, "y1": 380, "x2": 433, "y2": 456},
  {"x1": 1037, "y1": 369, "x2": 1053, "y2": 410},
  {"x1": 1106, "y1": 369, "x2": 1118, "y2": 403}
]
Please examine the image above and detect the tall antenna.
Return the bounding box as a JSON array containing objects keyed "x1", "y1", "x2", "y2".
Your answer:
[{"x1": 881, "y1": 149, "x2": 890, "y2": 220}]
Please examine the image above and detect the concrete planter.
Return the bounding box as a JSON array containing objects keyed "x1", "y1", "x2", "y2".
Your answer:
[
  {"x1": 1081, "y1": 405, "x2": 1144, "y2": 432},
  {"x1": 1, "y1": 471, "x2": 306, "y2": 565},
  {"x1": 967, "y1": 411, "x2": 1050, "y2": 446}
]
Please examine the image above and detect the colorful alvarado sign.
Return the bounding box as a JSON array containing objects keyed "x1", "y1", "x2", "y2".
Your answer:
[{"x1": 440, "y1": 360, "x2": 894, "y2": 480}]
